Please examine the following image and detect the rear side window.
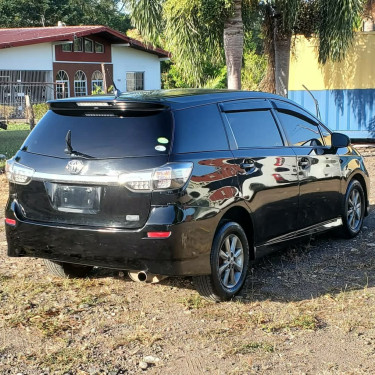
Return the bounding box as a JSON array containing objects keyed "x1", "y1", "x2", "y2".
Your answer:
[
  {"x1": 22, "y1": 110, "x2": 173, "y2": 158},
  {"x1": 225, "y1": 110, "x2": 283, "y2": 148},
  {"x1": 277, "y1": 111, "x2": 323, "y2": 147},
  {"x1": 172, "y1": 104, "x2": 229, "y2": 153}
]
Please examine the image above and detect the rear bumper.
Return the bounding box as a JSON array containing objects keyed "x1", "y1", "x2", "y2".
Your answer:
[{"x1": 5, "y1": 201, "x2": 215, "y2": 276}]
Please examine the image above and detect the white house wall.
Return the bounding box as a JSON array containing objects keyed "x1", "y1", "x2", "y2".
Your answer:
[
  {"x1": 111, "y1": 46, "x2": 161, "y2": 91},
  {"x1": 0, "y1": 43, "x2": 53, "y2": 71}
]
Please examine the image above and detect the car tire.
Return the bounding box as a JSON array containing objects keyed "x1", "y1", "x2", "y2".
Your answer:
[
  {"x1": 43, "y1": 259, "x2": 93, "y2": 278},
  {"x1": 339, "y1": 179, "x2": 365, "y2": 239},
  {"x1": 193, "y1": 221, "x2": 250, "y2": 302}
]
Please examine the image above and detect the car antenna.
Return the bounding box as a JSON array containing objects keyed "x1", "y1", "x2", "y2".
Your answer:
[
  {"x1": 302, "y1": 84, "x2": 321, "y2": 120},
  {"x1": 112, "y1": 80, "x2": 122, "y2": 99}
]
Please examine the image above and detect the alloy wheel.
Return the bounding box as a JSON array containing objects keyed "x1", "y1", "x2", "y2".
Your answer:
[
  {"x1": 347, "y1": 188, "x2": 362, "y2": 231},
  {"x1": 218, "y1": 234, "x2": 244, "y2": 289}
]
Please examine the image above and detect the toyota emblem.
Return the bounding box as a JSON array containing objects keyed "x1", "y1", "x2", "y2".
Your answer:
[{"x1": 66, "y1": 159, "x2": 85, "y2": 175}]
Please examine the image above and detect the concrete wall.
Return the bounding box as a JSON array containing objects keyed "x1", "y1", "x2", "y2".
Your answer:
[
  {"x1": 111, "y1": 46, "x2": 161, "y2": 91},
  {"x1": 0, "y1": 43, "x2": 53, "y2": 71}
]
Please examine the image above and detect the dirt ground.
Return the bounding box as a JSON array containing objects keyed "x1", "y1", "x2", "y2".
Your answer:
[{"x1": 1, "y1": 147, "x2": 375, "y2": 375}]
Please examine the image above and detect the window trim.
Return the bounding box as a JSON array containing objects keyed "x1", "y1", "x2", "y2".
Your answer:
[
  {"x1": 74, "y1": 70, "x2": 87, "y2": 97},
  {"x1": 55, "y1": 70, "x2": 70, "y2": 98}
]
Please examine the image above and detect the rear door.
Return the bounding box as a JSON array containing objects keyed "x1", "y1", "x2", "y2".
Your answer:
[
  {"x1": 14, "y1": 101, "x2": 173, "y2": 229},
  {"x1": 220, "y1": 99, "x2": 299, "y2": 245},
  {"x1": 272, "y1": 100, "x2": 342, "y2": 228}
]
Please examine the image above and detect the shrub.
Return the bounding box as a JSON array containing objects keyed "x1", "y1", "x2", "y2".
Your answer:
[
  {"x1": 33, "y1": 103, "x2": 49, "y2": 122},
  {"x1": 0, "y1": 105, "x2": 15, "y2": 120}
]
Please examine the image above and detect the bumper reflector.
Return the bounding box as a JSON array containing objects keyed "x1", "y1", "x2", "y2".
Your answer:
[
  {"x1": 147, "y1": 231, "x2": 171, "y2": 238},
  {"x1": 5, "y1": 218, "x2": 16, "y2": 226}
]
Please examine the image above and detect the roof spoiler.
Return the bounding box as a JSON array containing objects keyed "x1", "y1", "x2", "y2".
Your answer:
[{"x1": 48, "y1": 100, "x2": 169, "y2": 116}]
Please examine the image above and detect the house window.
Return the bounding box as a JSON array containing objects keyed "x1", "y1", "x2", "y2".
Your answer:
[
  {"x1": 126, "y1": 72, "x2": 144, "y2": 91},
  {"x1": 95, "y1": 42, "x2": 104, "y2": 53},
  {"x1": 73, "y1": 37, "x2": 83, "y2": 52},
  {"x1": 56, "y1": 70, "x2": 70, "y2": 98},
  {"x1": 85, "y1": 38, "x2": 93, "y2": 53},
  {"x1": 74, "y1": 70, "x2": 87, "y2": 96},
  {"x1": 91, "y1": 70, "x2": 104, "y2": 93},
  {"x1": 61, "y1": 43, "x2": 72, "y2": 52}
]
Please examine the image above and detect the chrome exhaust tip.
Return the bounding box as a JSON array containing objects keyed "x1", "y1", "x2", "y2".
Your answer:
[{"x1": 128, "y1": 271, "x2": 167, "y2": 284}]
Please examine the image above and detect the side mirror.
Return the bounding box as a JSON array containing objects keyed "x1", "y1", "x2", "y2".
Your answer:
[{"x1": 331, "y1": 132, "x2": 350, "y2": 148}]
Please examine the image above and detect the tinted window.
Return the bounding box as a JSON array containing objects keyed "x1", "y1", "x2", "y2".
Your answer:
[
  {"x1": 172, "y1": 105, "x2": 229, "y2": 153},
  {"x1": 277, "y1": 111, "x2": 323, "y2": 147},
  {"x1": 225, "y1": 110, "x2": 283, "y2": 148},
  {"x1": 23, "y1": 110, "x2": 173, "y2": 158}
]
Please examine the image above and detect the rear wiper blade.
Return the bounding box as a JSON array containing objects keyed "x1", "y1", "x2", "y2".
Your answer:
[
  {"x1": 64, "y1": 130, "x2": 73, "y2": 154},
  {"x1": 64, "y1": 130, "x2": 94, "y2": 159}
]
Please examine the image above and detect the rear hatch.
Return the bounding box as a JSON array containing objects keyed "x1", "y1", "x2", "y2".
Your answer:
[{"x1": 11, "y1": 98, "x2": 173, "y2": 229}]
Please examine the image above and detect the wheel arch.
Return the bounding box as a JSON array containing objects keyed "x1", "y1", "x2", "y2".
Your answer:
[
  {"x1": 217, "y1": 205, "x2": 255, "y2": 259},
  {"x1": 347, "y1": 172, "x2": 369, "y2": 216}
]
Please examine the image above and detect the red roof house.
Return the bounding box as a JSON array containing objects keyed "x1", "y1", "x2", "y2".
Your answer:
[{"x1": 0, "y1": 25, "x2": 169, "y2": 117}]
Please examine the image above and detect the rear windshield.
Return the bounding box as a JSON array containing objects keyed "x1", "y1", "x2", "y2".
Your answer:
[{"x1": 21, "y1": 110, "x2": 173, "y2": 158}]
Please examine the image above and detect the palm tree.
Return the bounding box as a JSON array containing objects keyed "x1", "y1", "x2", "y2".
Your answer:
[{"x1": 126, "y1": 0, "x2": 363, "y2": 94}]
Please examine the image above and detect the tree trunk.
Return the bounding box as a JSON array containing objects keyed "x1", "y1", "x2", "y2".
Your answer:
[
  {"x1": 274, "y1": 36, "x2": 291, "y2": 97},
  {"x1": 25, "y1": 95, "x2": 35, "y2": 130},
  {"x1": 224, "y1": 0, "x2": 244, "y2": 90}
]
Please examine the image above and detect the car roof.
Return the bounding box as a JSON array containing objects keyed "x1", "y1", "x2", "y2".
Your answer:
[{"x1": 51, "y1": 89, "x2": 299, "y2": 110}]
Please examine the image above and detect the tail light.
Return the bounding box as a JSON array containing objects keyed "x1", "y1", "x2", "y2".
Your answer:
[
  {"x1": 118, "y1": 162, "x2": 193, "y2": 192},
  {"x1": 5, "y1": 158, "x2": 35, "y2": 185}
]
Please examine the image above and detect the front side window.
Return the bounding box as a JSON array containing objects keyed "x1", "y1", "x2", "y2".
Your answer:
[
  {"x1": 225, "y1": 110, "x2": 283, "y2": 148},
  {"x1": 55, "y1": 70, "x2": 69, "y2": 98},
  {"x1": 74, "y1": 70, "x2": 87, "y2": 96},
  {"x1": 126, "y1": 72, "x2": 144, "y2": 91},
  {"x1": 277, "y1": 111, "x2": 323, "y2": 147},
  {"x1": 73, "y1": 37, "x2": 83, "y2": 52},
  {"x1": 84, "y1": 38, "x2": 93, "y2": 53},
  {"x1": 91, "y1": 70, "x2": 104, "y2": 93}
]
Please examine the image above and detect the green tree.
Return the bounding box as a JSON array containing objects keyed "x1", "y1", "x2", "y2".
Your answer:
[
  {"x1": 126, "y1": 0, "x2": 247, "y2": 89},
  {"x1": 0, "y1": 0, "x2": 131, "y2": 32},
  {"x1": 261, "y1": 0, "x2": 363, "y2": 95},
  {"x1": 125, "y1": 0, "x2": 364, "y2": 94}
]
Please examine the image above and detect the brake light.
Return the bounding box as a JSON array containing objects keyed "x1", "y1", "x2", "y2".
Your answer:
[
  {"x1": 5, "y1": 218, "x2": 16, "y2": 226},
  {"x1": 5, "y1": 158, "x2": 35, "y2": 185},
  {"x1": 119, "y1": 162, "x2": 193, "y2": 192},
  {"x1": 147, "y1": 231, "x2": 171, "y2": 238},
  {"x1": 272, "y1": 173, "x2": 287, "y2": 182}
]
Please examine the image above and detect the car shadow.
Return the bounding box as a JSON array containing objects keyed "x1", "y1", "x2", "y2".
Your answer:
[
  {"x1": 90, "y1": 206, "x2": 375, "y2": 303},
  {"x1": 237, "y1": 205, "x2": 375, "y2": 303}
]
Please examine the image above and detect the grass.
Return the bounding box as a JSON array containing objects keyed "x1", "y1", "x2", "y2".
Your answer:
[
  {"x1": 0, "y1": 122, "x2": 30, "y2": 169},
  {"x1": 228, "y1": 341, "x2": 275, "y2": 355},
  {"x1": 179, "y1": 294, "x2": 207, "y2": 309}
]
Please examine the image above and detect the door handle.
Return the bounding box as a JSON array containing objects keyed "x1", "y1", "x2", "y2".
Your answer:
[
  {"x1": 298, "y1": 157, "x2": 310, "y2": 168},
  {"x1": 240, "y1": 162, "x2": 255, "y2": 170}
]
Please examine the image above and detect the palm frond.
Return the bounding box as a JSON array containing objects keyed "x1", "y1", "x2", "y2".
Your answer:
[
  {"x1": 127, "y1": 0, "x2": 165, "y2": 43},
  {"x1": 316, "y1": 0, "x2": 363, "y2": 63}
]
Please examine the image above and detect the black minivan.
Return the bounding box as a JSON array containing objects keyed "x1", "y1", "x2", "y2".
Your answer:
[{"x1": 5, "y1": 89, "x2": 370, "y2": 301}]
